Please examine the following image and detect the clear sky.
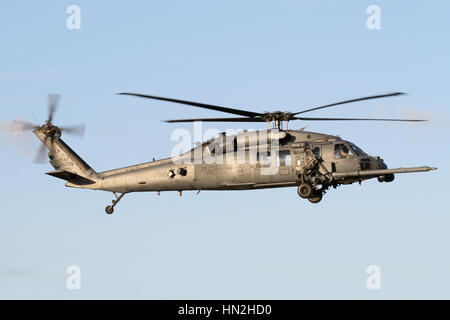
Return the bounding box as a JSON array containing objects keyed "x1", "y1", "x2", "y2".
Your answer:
[{"x1": 0, "y1": 0, "x2": 449, "y2": 299}]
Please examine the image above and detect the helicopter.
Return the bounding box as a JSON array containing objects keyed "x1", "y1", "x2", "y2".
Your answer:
[{"x1": 13, "y1": 92, "x2": 436, "y2": 214}]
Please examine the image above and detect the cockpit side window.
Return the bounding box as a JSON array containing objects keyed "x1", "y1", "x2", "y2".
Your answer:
[{"x1": 334, "y1": 143, "x2": 354, "y2": 159}]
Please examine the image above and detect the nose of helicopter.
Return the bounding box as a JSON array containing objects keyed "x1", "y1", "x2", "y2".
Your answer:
[{"x1": 369, "y1": 155, "x2": 388, "y2": 170}]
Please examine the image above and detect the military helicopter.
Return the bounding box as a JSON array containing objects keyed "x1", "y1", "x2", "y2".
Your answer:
[{"x1": 14, "y1": 92, "x2": 436, "y2": 214}]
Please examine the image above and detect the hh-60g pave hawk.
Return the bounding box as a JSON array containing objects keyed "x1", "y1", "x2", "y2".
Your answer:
[{"x1": 14, "y1": 92, "x2": 436, "y2": 214}]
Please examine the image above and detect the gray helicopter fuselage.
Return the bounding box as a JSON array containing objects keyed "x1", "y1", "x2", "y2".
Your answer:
[{"x1": 68, "y1": 129, "x2": 395, "y2": 193}]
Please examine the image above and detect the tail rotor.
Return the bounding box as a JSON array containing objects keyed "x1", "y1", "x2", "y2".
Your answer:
[{"x1": 11, "y1": 94, "x2": 86, "y2": 164}]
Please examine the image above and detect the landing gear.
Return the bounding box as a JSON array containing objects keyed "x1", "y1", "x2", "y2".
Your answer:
[
  {"x1": 297, "y1": 183, "x2": 325, "y2": 204},
  {"x1": 105, "y1": 192, "x2": 127, "y2": 215},
  {"x1": 308, "y1": 191, "x2": 323, "y2": 204},
  {"x1": 297, "y1": 183, "x2": 313, "y2": 198},
  {"x1": 105, "y1": 205, "x2": 114, "y2": 214},
  {"x1": 294, "y1": 144, "x2": 335, "y2": 204}
]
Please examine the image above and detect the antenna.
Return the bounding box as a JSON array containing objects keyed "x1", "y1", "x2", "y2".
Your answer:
[{"x1": 30, "y1": 108, "x2": 40, "y2": 124}]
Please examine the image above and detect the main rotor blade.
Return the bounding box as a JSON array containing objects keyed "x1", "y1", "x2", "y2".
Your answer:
[
  {"x1": 293, "y1": 116, "x2": 427, "y2": 122},
  {"x1": 118, "y1": 92, "x2": 262, "y2": 118},
  {"x1": 60, "y1": 124, "x2": 86, "y2": 137},
  {"x1": 48, "y1": 94, "x2": 60, "y2": 122},
  {"x1": 293, "y1": 92, "x2": 406, "y2": 115},
  {"x1": 164, "y1": 117, "x2": 266, "y2": 123}
]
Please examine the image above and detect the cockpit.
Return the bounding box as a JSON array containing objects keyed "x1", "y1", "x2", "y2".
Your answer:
[{"x1": 334, "y1": 142, "x2": 367, "y2": 159}]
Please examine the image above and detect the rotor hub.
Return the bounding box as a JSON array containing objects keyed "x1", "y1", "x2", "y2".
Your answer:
[
  {"x1": 262, "y1": 111, "x2": 295, "y2": 120},
  {"x1": 41, "y1": 121, "x2": 61, "y2": 137}
]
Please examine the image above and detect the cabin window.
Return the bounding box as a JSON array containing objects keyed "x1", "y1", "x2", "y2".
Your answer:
[
  {"x1": 257, "y1": 150, "x2": 291, "y2": 167},
  {"x1": 257, "y1": 151, "x2": 272, "y2": 167},
  {"x1": 312, "y1": 146, "x2": 321, "y2": 157},
  {"x1": 278, "y1": 150, "x2": 291, "y2": 166}
]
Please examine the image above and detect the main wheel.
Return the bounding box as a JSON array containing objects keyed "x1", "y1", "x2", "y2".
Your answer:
[
  {"x1": 105, "y1": 205, "x2": 114, "y2": 215},
  {"x1": 308, "y1": 192, "x2": 323, "y2": 204},
  {"x1": 297, "y1": 183, "x2": 313, "y2": 198}
]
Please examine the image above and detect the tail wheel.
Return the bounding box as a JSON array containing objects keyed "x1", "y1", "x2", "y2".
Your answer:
[
  {"x1": 297, "y1": 183, "x2": 313, "y2": 198},
  {"x1": 308, "y1": 192, "x2": 323, "y2": 204}
]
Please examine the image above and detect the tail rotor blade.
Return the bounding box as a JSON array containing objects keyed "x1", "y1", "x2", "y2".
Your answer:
[
  {"x1": 60, "y1": 124, "x2": 86, "y2": 137},
  {"x1": 34, "y1": 138, "x2": 49, "y2": 164},
  {"x1": 48, "y1": 94, "x2": 60, "y2": 122},
  {"x1": 11, "y1": 119, "x2": 40, "y2": 135}
]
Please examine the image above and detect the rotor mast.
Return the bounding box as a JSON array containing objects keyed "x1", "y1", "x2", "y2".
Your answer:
[{"x1": 264, "y1": 111, "x2": 293, "y2": 130}]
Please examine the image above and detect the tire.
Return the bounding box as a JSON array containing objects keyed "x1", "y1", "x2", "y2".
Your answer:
[
  {"x1": 297, "y1": 183, "x2": 313, "y2": 198},
  {"x1": 105, "y1": 205, "x2": 114, "y2": 215},
  {"x1": 308, "y1": 192, "x2": 323, "y2": 204}
]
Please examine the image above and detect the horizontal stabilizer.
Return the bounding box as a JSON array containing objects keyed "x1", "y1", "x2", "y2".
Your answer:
[{"x1": 46, "y1": 170, "x2": 96, "y2": 185}]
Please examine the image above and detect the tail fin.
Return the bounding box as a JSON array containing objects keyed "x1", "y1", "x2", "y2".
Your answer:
[{"x1": 33, "y1": 129, "x2": 100, "y2": 188}]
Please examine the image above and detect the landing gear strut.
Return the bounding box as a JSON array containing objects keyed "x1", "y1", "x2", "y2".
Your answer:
[
  {"x1": 105, "y1": 192, "x2": 127, "y2": 215},
  {"x1": 295, "y1": 145, "x2": 333, "y2": 204}
]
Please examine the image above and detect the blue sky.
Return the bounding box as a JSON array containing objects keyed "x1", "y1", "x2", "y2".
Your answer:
[{"x1": 0, "y1": 1, "x2": 449, "y2": 299}]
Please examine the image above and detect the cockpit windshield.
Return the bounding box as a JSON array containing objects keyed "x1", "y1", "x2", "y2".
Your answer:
[{"x1": 348, "y1": 142, "x2": 367, "y2": 156}]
